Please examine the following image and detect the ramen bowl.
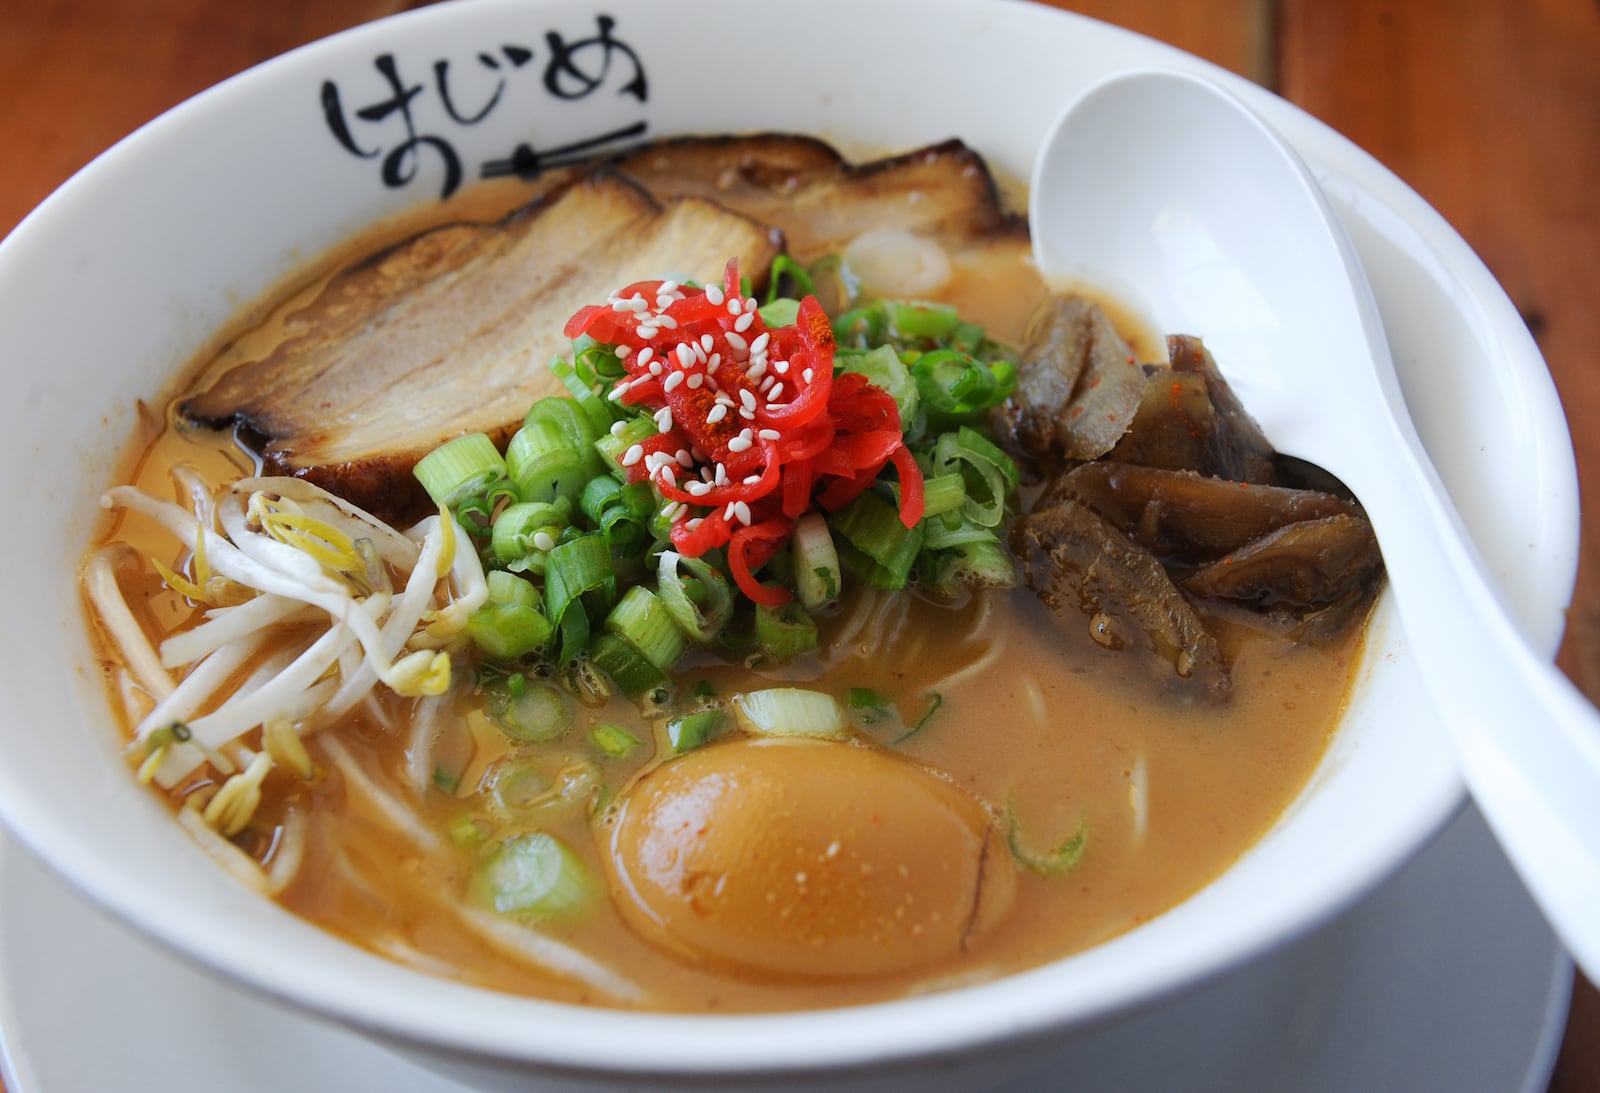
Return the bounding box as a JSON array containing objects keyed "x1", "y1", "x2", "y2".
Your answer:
[{"x1": 0, "y1": 0, "x2": 1577, "y2": 1089}]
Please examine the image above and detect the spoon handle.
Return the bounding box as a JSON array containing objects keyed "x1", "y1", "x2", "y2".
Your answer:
[{"x1": 1361, "y1": 439, "x2": 1600, "y2": 979}]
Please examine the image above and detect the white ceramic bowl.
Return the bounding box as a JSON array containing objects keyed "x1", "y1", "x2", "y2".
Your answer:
[{"x1": 0, "y1": 1, "x2": 1577, "y2": 1089}]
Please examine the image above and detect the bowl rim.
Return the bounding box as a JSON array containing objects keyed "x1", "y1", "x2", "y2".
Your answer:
[{"x1": 0, "y1": 0, "x2": 1578, "y2": 1079}]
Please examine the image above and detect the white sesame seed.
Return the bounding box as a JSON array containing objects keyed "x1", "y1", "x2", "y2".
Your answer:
[
  {"x1": 686, "y1": 517, "x2": 704, "y2": 531},
  {"x1": 687, "y1": 481, "x2": 711, "y2": 497},
  {"x1": 726, "y1": 298, "x2": 742, "y2": 317},
  {"x1": 636, "y1": 324, "x2": 658, "y2": 339},
  {"x1": 699, "y1": 333, "x2": 714, "y2": 352},
  {"x1": 658, "y1": 465, "x2": 677, "y2": 488},
  {"x1": 686, "y1": 372, "x2": 705, "y2": 390},
  {"x1": 723, "y1": 502, "x2": 738, "y2": 521},
  {"x1": 661, "y1": 501, "x2": 680, "y2": 520},
  {"x1": 758, "y1": 376, "x2": 774, "y2": 392},
  {"x1": 747, "y1": 359, "x2": 768, "y2": 381},
  {"x1": 615, "y1": 345, "x2": 632, "y2": 359},
  {"x1": 715, "y1": 391, "x2": 735, "y2": 406},
  {"x1": 673, "y1": 505, "x2": 690, "y2": 522},
  {"x1": 802, "y1": 368, "x2": 814, "y2": 383},
  {"x1": 739, "y1": 407, "x2": 756, "y2": 420},
  {"x1": 706, "y1": 403, "x2": 729, "y2": 424},
  {"x1": 610, "y1": 420, "x2": 628, "y2": 436},
  {"x1": 734, "y1": 501, "x2": 752, "y2": 525},
  {"x1": 656, "y1": 296, "x2": 675, "y2": 312},
  {"x1": 675, "y1": 449, "x2": 693, "y2": 468},
  {"x1": 653, "y1": 407, "x2": 674, "y2": 431},
  {"x1": 533, "y1": 531, "x2": 556, "y2": 551},
  {"x1": 693, "y1": 342, "x2": 709, "y2": 365},
  {"x1": 725, "y1": 331, "x2": 748, "y2": 353},
  {"x1": 767, "y1": 384, "x2": 786, "y2": 402},
  {"x1": 743, "y1": 297, "x2": 758, "y2": 313},
  {"x1": 758, "y1": 428, "x2": 780, "y2": 440},
  {"x1": 715, "y1": 463, "x2": 728, "y2": 485},
  {"x1": 739, "y1": 389, "x2": 757, "y2": 410},
  {"x1": 636, "y1": 346, "x2": 654, "y2": 367},
  {"x1": 773, "y1": 359, "x2": 789, "y2": 374},
  {"x1": 628, "y1": 373, "x2": 654, "y2": 390},
  {"x1": 727, "y1": 434, "x2": 753, "y2": 453},
  {"x1": 648, "y1": 360, "x2": 664, "y2": 377},
  {"x1": 607, "y1": 385, "x2": 627, "y2": 402},
  {"x1": 664, "y1": 371, "x2": 685, "y2": 392},
  {"x1": 613, "y1": 296, "x2": 647, "y2": 312},
  {"x1": 705, "y1": 284, "x2": 725, "y2": 306},
  {"x1": 750, "y1": 332, "x2": 771, "y2": 354},
  {"x1": 675, "y1": 343, "x2": 696, "y2": 368},
  {"x1": 660, "y1": 280, "x2": 679, "y2": 294},
  {"x1": 733, "y1": 311, "x2": 755, "y2": 333},
  {"x1": 655, "y1": 314, "x2": 678, "y2": 329},
  {"x1": 743, "y1": 474, "x2": 762, "y2": 485},
  {"x1": 708, "y1": 352, "x2": 721, "y2": 368}
]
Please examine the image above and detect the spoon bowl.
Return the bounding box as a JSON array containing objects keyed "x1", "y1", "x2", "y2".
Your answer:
[{"x1": 1030, "y1": 67, "x2": 1600, "y2": 979}]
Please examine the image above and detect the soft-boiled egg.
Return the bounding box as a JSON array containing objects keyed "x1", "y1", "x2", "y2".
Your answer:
[{"x1": 602, "y1": 735, "x2": 1014, "y2": 979}]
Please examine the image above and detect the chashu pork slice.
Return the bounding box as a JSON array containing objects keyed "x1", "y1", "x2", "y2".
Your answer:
[{"x1": 182, "y1": 168, "x2": 784, "y2": 520}]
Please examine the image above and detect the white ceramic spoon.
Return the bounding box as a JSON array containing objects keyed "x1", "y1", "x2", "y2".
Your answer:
[{"x1": 1029, "y1": 68, "x2": 1600, "y2": 979}]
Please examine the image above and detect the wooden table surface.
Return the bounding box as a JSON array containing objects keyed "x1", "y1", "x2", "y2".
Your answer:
[{"x1": 0, "y1": 0, "x2": 1596, "y2": 1089}]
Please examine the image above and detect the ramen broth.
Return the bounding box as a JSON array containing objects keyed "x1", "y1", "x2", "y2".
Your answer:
[{"x1": 90, "y1": 155, "x2": 1369, "y2": 1013}]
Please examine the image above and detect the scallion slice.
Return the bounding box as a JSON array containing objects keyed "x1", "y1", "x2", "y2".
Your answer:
[
  {"x1": 656, "y1": 550, "x2": 733, "y2": 643},
  {"x1": 754, "y1": 601, "x2": 819, "y2": 662},
  {"x1": 473, "y1": 832, "x2": 593, "y2": 918},
  {"x1": 791, "y1": 512, "x2": 842, "y2": 612},
  {"x1": 483, "y1": 679, "x2": 573, "y2": 743},
  {"x1": 831, "y1": 491, "x2": 924, "y2": 590},
  {"x1": 467, "y1": 602, "x2": 553, "y2": 661},
  {"x1": 605, "y1": 586, "x2": 686, "y2": 672},
  {"x1": 412, "y1": 433, "x2": 506, "y2": 510},
  {"x1": 589, "y1": 721, "x2": 643, "y2": 759},
  {"x1": 1006, "y1": 804, "x2": 1088, "y2": 876},
  {"x1": 588, "y1": 632, "x2": 668, "y2": 703},
  {"x1": 666, "y1": 707, "x2": 727, "y2": 753},
  {"x1": 731, "y1": 688, "x2": 847, "y2": 739}
]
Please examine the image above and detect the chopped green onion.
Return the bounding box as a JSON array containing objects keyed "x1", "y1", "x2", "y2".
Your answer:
[
  {"x1": 889, "y1": 300, "x2": 961, "y2": 341},
  {"x1": 588, "y1": 631, "x2": 669, "y2": 702},
  {"x1": 543, "y1": 533, "x2": 616, "y2": 662},
  {"x1": 605, "y1": 585, "x2": 686, "y2": 671},
  {"x1": 594, "y1": 415, "x2": 658, "y2": 478},
  {"x1": 666, "y1": 707, "x2": 727, "y2": 753},
  {"x1": 590, "y1": 721, "x2": 643, "y2": 759},
  {"x1": 491, "y1": 500, "x2": 570, "y2": 569},
  {"x1": 467, "y1": 601, "x2": 552, "y2": 661},
  {"x1": 917, "y1": 472, "x2": 968, "y2": 521},
  {"x1": 754, "y1": 601, "x2": 818, "y2": 662},
  {"x1": 488, "y1": 761, "x2": 551, "y2": 813},
  {"x1": 765, "y1": 254, "x2": 816, "y2": 303},
  {"x1": 413, "y1": 433, "x2": 507, "y2": 510},
  {"x1": 485, "y1": 569, "x2": 540, "y2": 608},
  {"x1": 913, "y1": 349, "x2": 1016, "y2": 431},
  {"x1": 1006, "y1": 804, "x2": 1088, "y2": 876},
  {"x1": 790, "y1": 512, "x2": 842, "y2": 612},
  {"x1": 831, "y1": 491, "x2": 923, "y2": 590},
  {"x1": 758, "y1": 297, "x2": 801, "y2": 327},
  {"x1": 932, "y1": 426, "x2": 1019, "y2": 528},
  {"x1": 473, "y1": 832, "x2": 593, "y2": 918},
  {"x1": 525, "y1": 396, "x2": 604, "y2": 479},
  {"x1": 506, "y1": 418, "x2": 589, "y2": 505},
  {"x1": 656, "y1": 550, "x2": 733, "y2": 642},
  {"x1": 929, "y1": 538, "x2": 1017, "y2": 594},
  {"x1": 896, "y1": 691, "x2": 943, "y2": 743},
  {"x1": 731, "y1": 688, "x2": 847, "y2": 739},
  {"x1": 483, "y1": 680, "x2": 574, "y2": 743}
]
